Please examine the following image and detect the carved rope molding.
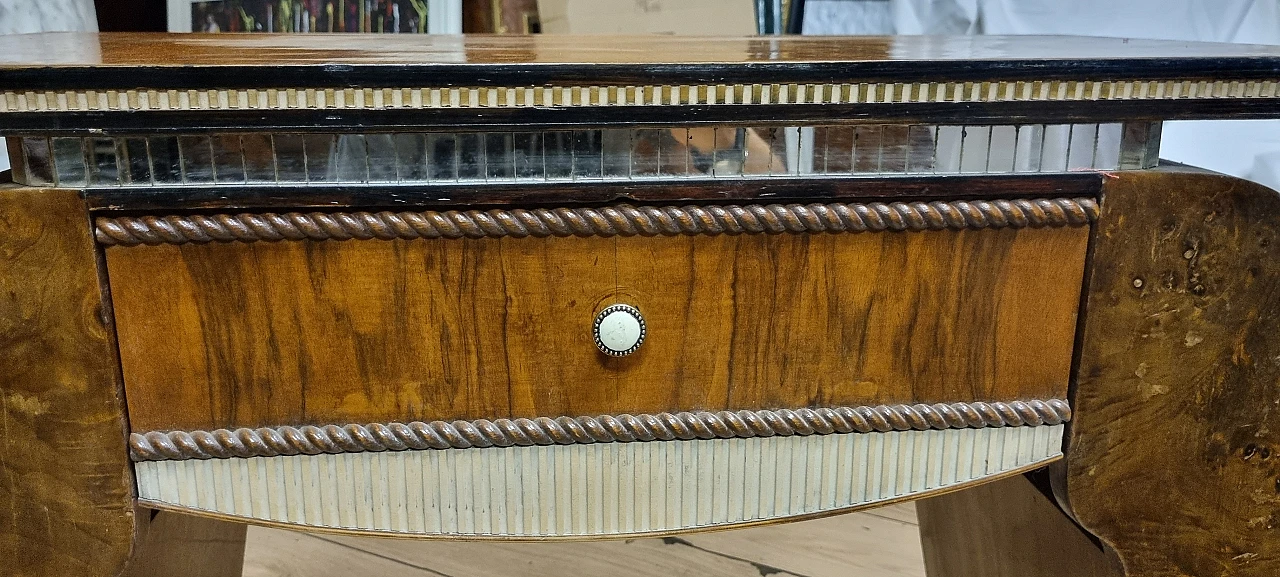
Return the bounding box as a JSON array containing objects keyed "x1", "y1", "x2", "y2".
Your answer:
[
  {"x1": 95, "y1": 198, "x2": 1099, "y2": 246},
  {"x1": 129, "y1": 399, "x2": 1072, "y2": 462}
]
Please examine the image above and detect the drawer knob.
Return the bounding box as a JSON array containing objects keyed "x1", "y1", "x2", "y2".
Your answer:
[{"x1": 594, "y1": 304, "x2": 646, "y2": 356}]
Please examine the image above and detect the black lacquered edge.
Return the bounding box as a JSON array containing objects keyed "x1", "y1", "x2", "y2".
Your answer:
[
  {"x1": 3, "y1": 58, "x2": 1280, "y2": 91},
  {"x1": 2, "y1": 99, "x2": 1277, "y2": 136},
  {"x1": 84, "y1": 173, "x2": 1104, "y2": 213}
]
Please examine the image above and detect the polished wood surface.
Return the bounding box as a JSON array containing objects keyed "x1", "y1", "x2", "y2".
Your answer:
[
  {"x1": 107, "y1": 226, "x2": 1087, "y2": 432},
  {"x1": 0, "y1": 184, "x2": 138, "y2": 577},
  {"x1": 2, "y1": 33, "x2": 1280, "y2": 106},
  {"x1": 917, "y1": 472, "x2": 1122, "y2": 577},
  {"x1": 1059, "y1": 166, "x2": 1280, "y2": 575},
  {"x1": 3, "y1": 32, "x2": 1280, "y2": 68},
  {"x1": 121, "y1": 512, "x2": 247, "y2": 577}
]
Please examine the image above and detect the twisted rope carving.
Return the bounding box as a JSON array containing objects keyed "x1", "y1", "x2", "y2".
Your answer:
[
  {"x1": 96, "y1": 199, "x2": 1098, "y2": 246},
  {"x1": 129, "y1": 399, "x2": 1071, "y2": 462}
]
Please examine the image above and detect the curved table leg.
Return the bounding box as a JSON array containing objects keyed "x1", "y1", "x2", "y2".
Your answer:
[
  {"x1": 0, "y1": 185, "x2": 140, "y2": 577},
  {"x1": 1056, "y1": 166, "x2": 1280, "y2": 576}
]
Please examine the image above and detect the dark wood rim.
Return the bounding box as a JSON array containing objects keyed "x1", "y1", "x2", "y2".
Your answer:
[
  {"x1": 4, "y1": 58, "x2": 1280, "y2": 91},
  {"x1": 85, "y1": 173, "x2": 1104, "y2": 213},
  {"x1": 3, "y1": 99, "x2": 1277, "y2": 135}
]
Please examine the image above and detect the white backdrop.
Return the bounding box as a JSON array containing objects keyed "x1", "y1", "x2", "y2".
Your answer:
[
  {"x1": 805, "y1": 0, "x2": 1280, "y2": 188},
  {"x1": 0, "y1": 0, "x2": 98, "y2": 173}
]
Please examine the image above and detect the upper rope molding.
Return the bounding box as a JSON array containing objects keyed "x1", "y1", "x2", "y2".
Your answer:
[{"x1": 96, "y1": 198, "x2": 1099, "y2": 246}]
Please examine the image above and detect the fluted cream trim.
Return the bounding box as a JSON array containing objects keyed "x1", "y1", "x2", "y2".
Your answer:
[
  {"x1": 134, "y1": 425, "x2": 1064, "y2": 538},
  {"x1": 3, "y1": 79, "x2": 1277, "y2": 114}
]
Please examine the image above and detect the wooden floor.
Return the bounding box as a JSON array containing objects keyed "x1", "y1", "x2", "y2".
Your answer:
[{"x1": 243, "y1": 503, "x2": 926, "y2": 577}]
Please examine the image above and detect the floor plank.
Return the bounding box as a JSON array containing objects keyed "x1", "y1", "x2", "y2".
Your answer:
[
  {"x1": 859, "y1": 502, "x2": 919, "y2": 524},
  {"x1": 243, "y1": 505, "x2": 925, "y2": 577},
  {"x1": 684, "y1": 505, "x2": 923, "y2": 577},
  {"x1": 242, "y1": 530, "x2": 445, "y2": 577}
]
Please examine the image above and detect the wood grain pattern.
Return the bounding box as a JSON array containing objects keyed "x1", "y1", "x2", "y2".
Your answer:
[
  {"x1": 0, "y1": 184, "x2": 138, "y2": 577},
  {"x1": 121, "y1": 511, "x2": 246, "y2": 577},
  {"x1": 1057, "y1": 166, "x2": 1280, "y2": 576},
  {"x1": 2, "y1": 33, "x2": 1280, "y2": 91},
  {"x1": 917, "y1": 471, "x2": 1122, "y2": 577},
  {"x1": 107, "y1": 227, "x2": 1088, "y2": 432},
  {"x1": 5, "y1": 33, "x2": 1280, "y2": 69},
  {"x1": 134, "y1": 425, "x2": 1064, "y2": 538}
]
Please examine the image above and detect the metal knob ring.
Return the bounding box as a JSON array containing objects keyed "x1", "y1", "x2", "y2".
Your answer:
[{"x1": 594, "y1": 304, "x2": 646, "y2": 356}]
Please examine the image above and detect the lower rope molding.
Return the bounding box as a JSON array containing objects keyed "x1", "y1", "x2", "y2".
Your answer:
[
  {"x1": 136, "y1": 424, "x2": 1064, "y2": 538},
  {"x1": 128, "y1": 399, "x2": 1072, "y2": 462}
]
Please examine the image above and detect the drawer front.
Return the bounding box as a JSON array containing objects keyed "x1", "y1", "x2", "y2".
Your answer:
[{"x1": 106, "y1": 223, "x2": 1087, "y2": 433}]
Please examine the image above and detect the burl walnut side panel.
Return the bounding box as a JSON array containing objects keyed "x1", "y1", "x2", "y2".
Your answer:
[
  {"x1": 105, "y1": 226, "x2": 1087, "y2": 432},
  {"x1": 0, "y1": 186, "x2": 137, "y2": 577},
  {"x1": 1060, "y1": 166, "x2": 1280, "y2": 575}
]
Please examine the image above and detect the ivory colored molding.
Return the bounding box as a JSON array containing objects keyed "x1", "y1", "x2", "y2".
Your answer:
[{"x1": 136, "y1": 424, "x2": 1064, "y2": 538}]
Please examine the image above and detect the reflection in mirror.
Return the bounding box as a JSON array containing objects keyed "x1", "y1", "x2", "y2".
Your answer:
[{"x1": 12, "y1": 121, "x2": 1160, "y2": 188}]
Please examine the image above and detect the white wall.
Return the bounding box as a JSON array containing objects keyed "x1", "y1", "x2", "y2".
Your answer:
[{"x1": 0, "y1": 0, "x2": 99, "y2": 174}]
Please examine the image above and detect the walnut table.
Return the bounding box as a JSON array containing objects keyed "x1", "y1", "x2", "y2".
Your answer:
[{"x1": 2, "y1": 32, "x2": 1280, "y2": 577}]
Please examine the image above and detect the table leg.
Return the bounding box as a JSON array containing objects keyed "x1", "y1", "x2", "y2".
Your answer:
[
  {"x1": 917, "y1": 471, "x2": 1123, "y2": 577},
  {"x1": 1058, "y1": 166, "x2": 1280, "y2": 575},
  {"x1": 0, "y1": 185, "x2": 139, "y2": 577},
  {"x1": 121, "y1": 511, "x2": 247, "y2": 577}
]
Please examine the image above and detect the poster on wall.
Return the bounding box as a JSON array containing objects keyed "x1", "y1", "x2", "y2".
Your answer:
[{"x1": 169, "y1": 0, "x2": 462, "y2": 33}]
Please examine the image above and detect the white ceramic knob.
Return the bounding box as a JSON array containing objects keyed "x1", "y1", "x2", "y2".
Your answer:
[{"x1": 594, "y1": 304, "x2": 646, "y2": 356}]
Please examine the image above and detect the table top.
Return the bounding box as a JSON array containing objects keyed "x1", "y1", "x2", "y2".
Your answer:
[
  {"x1": 1, "y1": 33, "x2": 1278, "y2": 136},
  {"x1": 1, "y1": 33, "x2": 1279, "y2": 88},
  {"x1": 4, "y1": 32, "x2": 1280, "y2": 65}
]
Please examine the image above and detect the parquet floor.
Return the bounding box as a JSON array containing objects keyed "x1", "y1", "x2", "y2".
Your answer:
[{"x1": 242, "y1": 503, "x2": 926, "y2": 577}]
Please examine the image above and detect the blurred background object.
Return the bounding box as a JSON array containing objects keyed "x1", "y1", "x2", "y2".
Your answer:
[
  {"x1": 463, "y1": 0, "x2": 540, "y2": 33},
  {"x1": 537, "y1": 0, "x2": 755, "y2": 34},
  {"x1": 97, "y1": 0, "x2": 167, "y2": 32},
  {"x1": 164, "y1": 0, "x2": 462, "y2": 33},
  {"x1": 755, "y1": 0, "x2": 806, "y2": 34}
]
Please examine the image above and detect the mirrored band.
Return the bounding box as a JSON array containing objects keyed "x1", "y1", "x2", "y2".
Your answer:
[{"x1": 10, "y1": 122, "x2": 1161, "y2": 189}]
